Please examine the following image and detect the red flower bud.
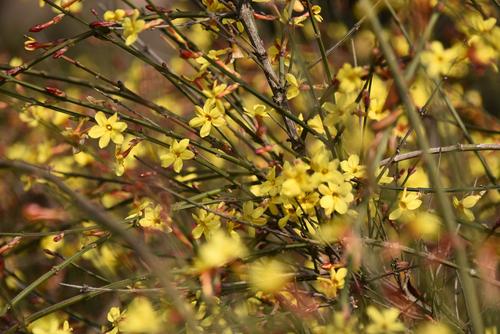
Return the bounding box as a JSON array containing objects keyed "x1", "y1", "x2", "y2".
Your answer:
[
  {"x1": 89, "y1": 20, "x2": 116, "y2": 28},
  {"x1": 53, "y1": 47, "x2": 68, "y2": 59},
  {"x1": 45, "y1": 86, "x2": 66, "y2": 97},
  {"x1": 29, "y1": 14, "x2": 64, "y2": 33}
]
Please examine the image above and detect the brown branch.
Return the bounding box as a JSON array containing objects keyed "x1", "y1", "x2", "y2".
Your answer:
[
  {"x1": 379, "y1": 143, "x2": 500, "y2": 166},
  {"x1": 239, "y1": 1, "x2": 301, "y2": 149}
]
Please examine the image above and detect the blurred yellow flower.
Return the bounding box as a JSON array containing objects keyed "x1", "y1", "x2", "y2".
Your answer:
[
  {"x1": 119, "y1": 297, "x2": 162, "y2": 333},
  {"x1": 248, "y1": 258, "x2": 290, "y2": 293},
  {"x1": 337, "y1": 63, "x2": 364, "y2": 93},
  {"x1": 365, "y1": 306, "x2": 405, "y2": 334},
  {"x1": 416, "y1": 322, "x2": 452, "y2": 334},
  {"x1": 139, "y1": 204, "x2": 170, "y2": 231},
  {"x1": 195, "y1": 231, "x2": 247, "y2": 271},
  {"x1": 421, "y1": 41, "x2": 465, "y2": 78},
  {"x1": 28, "y1": 313, "x2": 73, "y2": 334},
  {"x1": 406, "y1": 211, "x2": 441, "y2": 240}
]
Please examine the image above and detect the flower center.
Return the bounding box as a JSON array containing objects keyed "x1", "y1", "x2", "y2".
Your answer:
[{"x1": 106, "y1": 124, "x2": 113, "y2": 131}]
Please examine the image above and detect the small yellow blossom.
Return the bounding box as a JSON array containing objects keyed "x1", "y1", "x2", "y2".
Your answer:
[
  {"x1": 192, "y1": 208, "x2": 221, "y2": 239},
  {"x1": 421, "y1": 41, "x2": 465, "y2": 78},
  {"x1": 122, "y1": 10, "x2": 145, "y2": 46},
  {"x1": 103, "y1": 9, "x2": 126, "y2": 22},
  {"x1": 160, "y1": 139, "x2": 195, "y2": 173},
  {"x1": 244, "y1": 104, "x2": 271, "y2": 118},
  {"x1": 311, "y1": 5, "x2": 323, "y2": 22},
  {"x1": 139, "y1": 204, "x2": 170, "y2": 231},
  {"x1": 88, "y1": 112, "x2": 127, "y2": 148},
  {"x1": 202, "y1": 0, "x2": 227, "y2": 12},
  {"x1": 319, "y1": 181, "x2": 354, "y2": 215},
  {"x1": 453, "y1": 194, "x2": 481, "y2": 221},
  {"x1": 280, "y1": 160, "x2": 314, "y2": 198},
  {"x1": 322, "y1": 91, "x2": 357, "y2": 126},
  {"x1": 340, "y1": 155, "x2": 366, "y2": 180},
  {"x1": 365, "y1": 306, "x2": 405, "y2": 334},
  {"x1": 105, "y1": 306, "x2": 124, "y2": 334},
  {"x1": 189, "y1": 100, "x2": 226, "y2": 138},
  {"x1": 375, "y1": 167, "x2": 393, "y2": 185},
  {"x1": 316, "y1": 267, "x2": 348, "y2": 298},
  {"x1": 258, "y1": 167, "x2": 283, "y2": 197},
  {"x1": 242, "y1": 201, "x2": 267, "y2": 226},
  {"x1": 389, "y1": 188, "x2": 422, "y2": 220}
]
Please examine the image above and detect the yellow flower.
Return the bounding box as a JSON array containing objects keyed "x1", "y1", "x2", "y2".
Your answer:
[
  {"x1": 160, "y1": 139, "x2": 195, "y2": 173},
  {"x1": 310, "y1": 150, "x2": 344, "y2": 185},
  {"x1": 316, "y1": 267, "x2": 348, "y2": 298},
  {"x1": 202, "y1": 81, "x2": 228, "y2": 114},
  {"x1": 322, "y1": 91, "x2": 357, "y2": 126},
  {"x1": 340, "y1": 155, "x2": 366, "y2": 180},
  {"x1": 465, "y1": 12, "x2": 497, "y2": 34},
  {"x1": 258, "y1": 167, "x2": 283, "y2": 197},
  {"x1": 103, "y1": 9, "x2": 126, "y2": 22},
  {"x1": 375, "y1": 167, "x2": 393, "y2": 185},
  {"x1": 421, "y1": 41, "x2": 463, "y2": 78},
  {"x1": 192, "y1": 208, "x2": 221, "y2": 239},
  {"x1": 202, "y1": 0, "x2": 228, "y2": 12},
  {"x1": 453, "y1": 194, "x2": 481, "y2": 221},
  {"x1": 280, "y1": 160, "x2": 314, "y2": 198},
  {"x1": 105, "y1": 306, "x2": 124, "y2": 334},
  {"x1": 122, "y1": 10, "x2": 146, "y2": 46},
  {"x1": 318, "y1": 181, "x2": 354, "y2": 215},
  {"x1": 88, "y1": 112, "x2": 127, "y2": 148},
  {"x1": 337, "y1": 63, "x2": 364, "y2": 93},
  {"x1": 285, "y1": 73, "x2": 300, "y2": 100},
  {"x1": 248, "y1": 258, "x2": 290, "y2": 293},
  {"x1": 119, "y1": 297, "x2": 162, "y2": 333},
  {"x1": 365, "y1": 306, "x2": 405, "y2": 334},
  {"x1": 138, "y1": 204, "x2": 171, "y2": 231},
  {"x1": 244, "y1": 104, "x2": 272, "y2": 118},
  {"x1": 189, "y1": 100, "x2": 226, "y2": 137},
  {"x1": 311, "y1": 5, "x2": 323, "y2": 22},
  {"x1": 389, "y1": 188, "x2": 422, "y2": 220},
  {"x1": 242, "y1": 201, "x2": 267, "y2": 226}
]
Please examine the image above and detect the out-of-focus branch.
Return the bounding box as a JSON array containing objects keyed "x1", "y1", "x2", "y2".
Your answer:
[{"x1": 361, "y1": 0, "x2": 484, "y2": 332}]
